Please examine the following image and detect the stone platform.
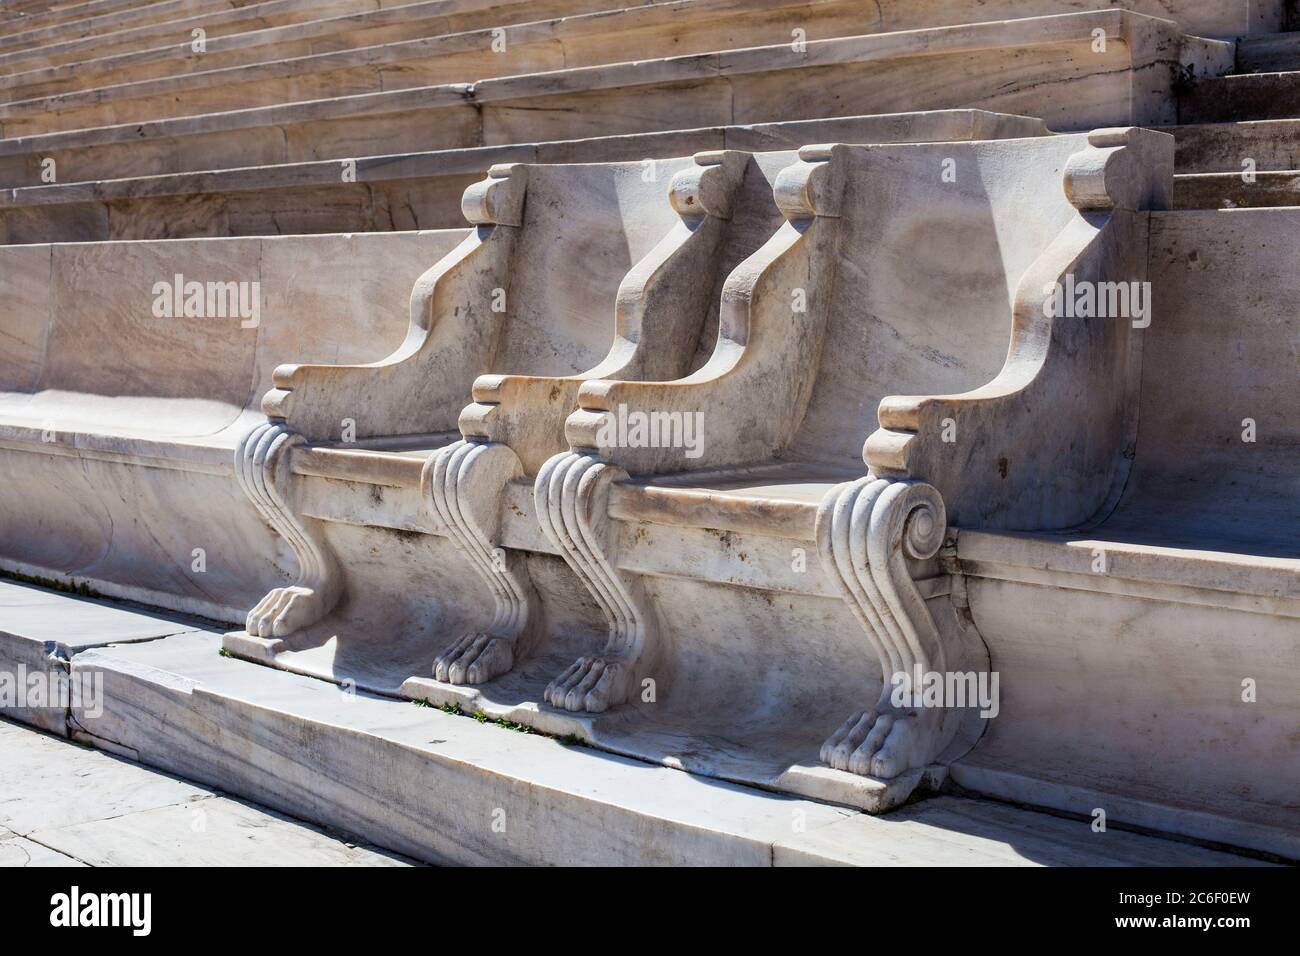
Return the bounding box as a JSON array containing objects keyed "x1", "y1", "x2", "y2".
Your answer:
[
  {"x1": 0, "y1": 579, "x2": 1274, "y2": 866},
  {"x1": 0, "y1": 717, "x2": 413, "y2": 867}
]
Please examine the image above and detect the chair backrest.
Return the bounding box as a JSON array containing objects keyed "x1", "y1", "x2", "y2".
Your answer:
[
  {"x1": 783, "y1": 134, "x2": 1090, "y2": 467},
  {"x1": 488, "y1": 158, "x2": 695, "y2": 376},
  {"x1": 680, "y1": 148, "x2": 805, "y2": 374},
  {"x1": 0, "y1": 231, "x2": 465, "y2": 438},
  {"x1": 488, "y1": 151, "x2": 806, "y2": 380}
]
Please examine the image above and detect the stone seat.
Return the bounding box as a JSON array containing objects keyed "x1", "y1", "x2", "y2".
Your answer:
[
  {"x1": 436, "y1": 130, "x2": 1166, "y2": 813},
  {"x1": 610, "y1": 463, "x2": 856, "y2": 538},
  {"x1": 220, "y1": 128, "x2": 1176, "y2": 817},
  {"x1": 223, "y1": 146, "x2": 811, "y2": 683},
  {"x1": 0, "y1": 0, "x2": 880, "y2": 129},
  {"x1": 0, "y1": 0, "x2": 572, "y2": 77},
  {"x1": 0, "y1": 110, "x2": 1048, "y2": 243},
  {"x1": 0, "y1": 389, "x2": 258, "y2": 463},
  {"x1": 932, "y1": 204, "x2": 1299, "y2": 856},
  {"x1": 0, "y1": 0, "x2": 371, "y2": 61},
  {"x1": 0, "y1": 11, "x2": 1232, "y2": 186},
  {"x1": 0, "y1": 230, "x2": 468, "y2": 621},
  {"x1": 221, "y1": 111, "x2": 1051, "y2": 708}
]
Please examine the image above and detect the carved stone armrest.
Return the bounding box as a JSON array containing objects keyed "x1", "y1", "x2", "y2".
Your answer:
[
  {"x1": 564, "y1": 145, "x2": 849, "y2": 476},
  {"x1": 261, "y1": 164, "x2": 529, "y2": 443},
  {"x1": 459, "y1": 372, "x2": 587, "y2": 473},
  {"x1": 864, "y1": 128, "x2": 1174, "y2": 530}
]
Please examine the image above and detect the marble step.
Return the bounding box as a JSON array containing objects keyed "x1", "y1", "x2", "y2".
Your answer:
[
  {"x1": 1174, "y1": 168, "x2": 1300, "y2": 207},
  {"x1": 0, "y1": 0, "x2": 621, "y2": 98},
  {"x1": 0, "y1": 0, "x2": 886, "y2": 135},
  {"x1": 0, "y1": 0, "x2": 293, "y2": 54},
  {"x1": 0, "y1": 110, "x2": 1048, "y2": 243},
  {"x1": 0, "y1": 579, "x2": 1273, "y2": 865},
  {"x1": 6, "y1": 115, "x2": 1293, "y2": 243},
  {"x1": 0, "y1": 0, "x2": 192, "y2": 34},
  {"x1": 0, "y1": 717, "x2": 414, "y2": 866},
  {"x1": 1164, "y1": 118, "x2": 1300, "y2": 172},
  {"x1": 1179, "y1": 69, "x2": 1300, "y2": 123},
  {"x1": 11, "y1": 119, "x2": 1295, "y2": 233},
  {"x1": 1235, "y1": 29, "x2": 1300, "y2": 73},
  {"x1": 0, "y1": 0, "x2": 1272, "y2": 88},
  {"x1": 0, "y1": 12, "x2": 1228, "y2": 187},
  {"x1": 0, "y1": 0, "x2": 601, "y2": 76}
]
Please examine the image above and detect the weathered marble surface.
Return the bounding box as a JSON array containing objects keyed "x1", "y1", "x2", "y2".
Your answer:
[
  {"x1": 0, "y1": 229, "x2": 466, "y2": 620},
  {"x1": 0, "y1": 0, "x2": 1271, "y2": 102},
  {"x1": 940, "y1": 207, "x2": 1300, "y2": 858},
  {"x1": 0, "y1": 716, "x2": 412, "y2": 866},
  {"x1": 0, "y1": 111, "x2": 1048, "y2": 244},
  {"x1": 24, "y1": 628, "x2": 1263, "y2": 866},
  {"x1": 3, "y1": 0, "x2": 1261, "y2": 136},
  {"x1": 212, "y1": 130, "x2": 1184, "y2": 823},
  {"x1": 0, "y1": 0, "x2": 912, "y2": 135},
  {"x1": 0, "y1": 0, "x2": 1293, "y2": 864},
  {"x1": 0, "y1": 0, "x2": 611, "y2": 73},
  {"x1": 0, "y1": 578, "x2": 207, "y2": 734},
  {"x1": 225, "y1": 119, "x2": 1078, "y2": 814},
  {"x1": 0, "y1": 11, "x2": 1232, "y2": 186}
]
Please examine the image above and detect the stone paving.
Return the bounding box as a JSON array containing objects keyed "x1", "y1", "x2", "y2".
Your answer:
[{"x1": 0, "y1": 717, "x2": 414, "y2": 867}]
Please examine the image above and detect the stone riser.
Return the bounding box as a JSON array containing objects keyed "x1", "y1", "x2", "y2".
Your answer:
[
  {"x1": 0, "y1": 0, "x2": 373, "y2": 60},
  {"x1": 1235, "y1": 30, "x2": 1300, "y2": 73},
  {"x1": 0, "y1": 2, "x2": 893, "y2": 137},
  {"x1": 2, "y1": 124, "x2": 1294, "y2": 246},
  {"x1": 0, "y1": 592, "x2": 1266, "y2": 866},
  {"x1": 0, "y1": 111, "x2": 1049, "y2": 243},
  {"x1": 1180, "y1": 71, "x2": 1300, "y2": 123},
  {"x1": 1166, "y1": 119, "x2": 1300, "y2": 172},
  {"x1": 6, "y1": 145, "x2": 1299, "y2": 246},
  {"x1": 0, "y1": 0, "x2": 621, "y2": 90},
  {"x1": 0, "y1": 13, "x2": 1232, "y2": 188}
]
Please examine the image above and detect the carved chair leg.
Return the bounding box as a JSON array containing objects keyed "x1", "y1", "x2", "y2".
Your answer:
[
  {"x1": 236, "y1": 422, "x2": 342, "y2": 638},
  {"x1": 422, "y1": 439, "x2": 540, "y2": 685},
  {"x1": 815, "y1": 478, "x2": 953, "y2": 779},
  {"x1": 533, "y1": 451, "x2": 658, "y2": 713}
]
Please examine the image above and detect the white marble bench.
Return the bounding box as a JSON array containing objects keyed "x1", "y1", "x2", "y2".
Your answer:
[
  {"x1": 226, "y1": 147, "x2": 803, "y2": 676},
  {"x1": 940, "y1": 205, "x2": 1300, "y2": 856},
  {"x1": 0, "y1": 230, "x2": 467, "y2": 620},
  {"x1": 221, "y1": 128, "x2": 1176, "y2": 817}
]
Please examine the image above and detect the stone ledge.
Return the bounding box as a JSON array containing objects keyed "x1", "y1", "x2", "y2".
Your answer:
[{"x1": 0, "y1": 582, "x2": 1272, "y2": 864}]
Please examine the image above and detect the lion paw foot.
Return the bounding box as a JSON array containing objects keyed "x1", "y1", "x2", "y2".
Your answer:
[
  {"x1": 432, "y1": 633, "x2": 514, "y2": 685},
  {"x1": 544, "y1": 656, "x2": 629, "y2": 713},
  {"x1": 820, "y1": 707, "x2": 938, "y2": 779},
  {"x1": 246, "y1": 585, "x2": 330, "y2": 638}
]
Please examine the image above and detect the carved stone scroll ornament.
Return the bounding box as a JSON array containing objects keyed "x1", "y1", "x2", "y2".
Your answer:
[
  {"x1": 421, "y1": 439, "x2": 540, "y2": 685},
  {"x1": 533, "y1": 451, "x2": 657, "y2": 713},
  {"x1": 815, "y1": 477, "x2": 955, "y2": 779},
  {"x1": 236, "y1": 421, "x2": 342, "y2": 638}
]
